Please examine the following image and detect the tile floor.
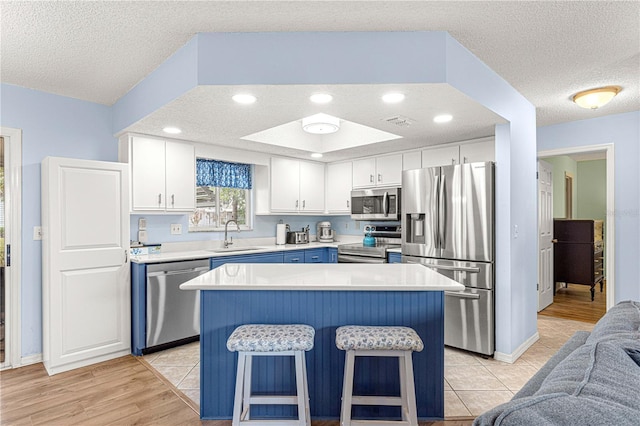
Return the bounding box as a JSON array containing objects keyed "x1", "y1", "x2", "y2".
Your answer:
[{"x1": 144, "y1": 315, "x2": 595, "y2": 419}]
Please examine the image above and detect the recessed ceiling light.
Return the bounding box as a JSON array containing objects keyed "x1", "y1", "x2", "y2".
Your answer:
[
  {"x1": 573, "y1": 86, "x2": 621, "y2": 109},
  {"x1": 232, "y1": 94, "x2": 257, "y2": 104},
  {"x1": 162, "y1": 126, "x2": 182, "y2": 134},
  {"x1": 302, "y1": 113, "x2": 340, "y2": 134},
  {"x1": 433, "y1": 114, "x2": 453, "y2": 123},
  {"x1": 382, "y1": 93, "x2": 405, "y2": 103},
  {"x1": 310, "y1": 93, "x2": 333, "y2": 104},
  {"x1": 311, "y1": 153, "x2": 323, "y2": 158}
]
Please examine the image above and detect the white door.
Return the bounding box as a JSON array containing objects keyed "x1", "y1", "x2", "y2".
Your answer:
[
  {"x1": 538, "y1": 160, "x2": 554, "y2": 311},
  {"x1": 42, "y1": 157, "x2": 130, "y2": 375},
  {"x1": 270, "y1": 157, "x2": 300, "y2": 212},
  {"x1": 299, "y1": 161, "x2": 325, "y2": 212},
  {"x1": 165, "y1": 141, "x2": 195, "y2": 211}
]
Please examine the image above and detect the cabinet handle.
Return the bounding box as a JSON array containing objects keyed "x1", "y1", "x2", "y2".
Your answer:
[
  {"x1": 370, "y1": 174, "x2": 374, "y2": 183},
  {"x1": 451, "y1": 158, "x2": 456, "y2": 165},
  {"x1": 303, "y1": 200, "x2": 306, "y2": 208},
  {"x1": 171, "y1": 194, "x2": 175, "y2": 206},
  {"x1": 296, "y1": 200, "x2": 299, "y2": 208},
  {"x1": 463, "y1": 156, "x2": 468, "y2": 163},
  {"x1": 378, "y1": 173, "x2": 382, "y2": 183},
  {"x1": 291, "y1": 258, "x2": 300, "y2": 262},
  {"x1": 347, "y1": 200, "x2": 350, "y2": 208},
  {"x1": 158, "y1": 193, "x2": 162, "y2": 205}
]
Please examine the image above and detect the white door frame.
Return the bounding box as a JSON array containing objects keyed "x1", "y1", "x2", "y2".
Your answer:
[
  {"x1": 538, "y1": 143, "x2": 615, "y2": 310},
  {"x1": 0, "y1": 127, "x2": 23, "y2": 370}
]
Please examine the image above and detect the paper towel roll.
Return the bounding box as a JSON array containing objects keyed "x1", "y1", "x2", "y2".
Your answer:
[{"x1": 276, "y1": 223, "x2": 286, "y2": 245}]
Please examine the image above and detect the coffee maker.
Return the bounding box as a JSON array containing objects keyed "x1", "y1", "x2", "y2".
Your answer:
[{"x1": 316, "y1": 221, "x2": 334, "y2": 243}]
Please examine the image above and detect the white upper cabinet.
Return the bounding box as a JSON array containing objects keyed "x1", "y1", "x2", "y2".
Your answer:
[
  {"x1": 352, "y1": 154, "x2": 402, "y2": 188},
  {"x1": 421, "y1": 138, "x2": 495, "y2": 168},
  {"x1": 270, "y1": 157, "x2": 325, "y2": 213},
  {"x1": 126, "y1": 136, "x2": 195, "y2": 213},
  {"x1": 459, "y1": 139, "x2": 495, "y2": 164},
  {"x1": 326, "y1": 162, "x2": 352, "y2": 213},
  {"x1": 402, "y1": 151, "x2": 422, "y2": 171},
  {"x1": 421, "y1": 145, "x2": 460, "y2": 168}
]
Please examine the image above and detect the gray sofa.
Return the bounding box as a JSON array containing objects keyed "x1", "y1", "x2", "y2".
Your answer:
[{"x1": 474, "y1": 300, "x2": 640, "y2": 426}]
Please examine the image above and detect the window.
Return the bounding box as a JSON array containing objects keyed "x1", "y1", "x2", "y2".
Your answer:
[{"x1": 189, "y1": 159, "x2": 252, "y2": 231}]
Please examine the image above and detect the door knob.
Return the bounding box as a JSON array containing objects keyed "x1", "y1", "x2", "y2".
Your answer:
[{"x1": 551, "y1": 239, "x2": 558, "y2": 243}]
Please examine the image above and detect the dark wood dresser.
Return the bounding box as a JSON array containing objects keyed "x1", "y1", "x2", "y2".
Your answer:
[{"x1": 553, "y1": 219, "x2": 604, "y2": 301}]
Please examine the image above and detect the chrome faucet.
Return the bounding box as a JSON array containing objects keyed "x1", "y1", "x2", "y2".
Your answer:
[{"x1": 224, "y1": 219, "x2": 240, "y2": 248}]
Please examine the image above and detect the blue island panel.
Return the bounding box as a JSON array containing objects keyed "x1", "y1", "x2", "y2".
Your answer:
[{"x1": 200, "y1": 290, "x2": 444, "y2": 420}]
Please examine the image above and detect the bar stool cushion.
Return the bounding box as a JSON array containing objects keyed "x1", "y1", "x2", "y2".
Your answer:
[
  {"x1": 227, "y1": 324, "x2": 315, "y2": 352},
  {"x1": 335, "y1": 325, "x2": 424, "y2": 352}
]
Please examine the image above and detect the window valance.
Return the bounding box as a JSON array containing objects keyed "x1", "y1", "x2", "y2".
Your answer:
[{"x1": 196, "y1": 158, "x2": 252, "y2": 189}]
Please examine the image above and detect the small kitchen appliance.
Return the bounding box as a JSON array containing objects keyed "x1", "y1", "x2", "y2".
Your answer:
[
  {"x1": 350, "y1": 187, "x2": 401, "y2": 221},
  {"x1": 286, "y1": 226, "x2": 310, "y2": 244},
  {"x1": 316, "y1": 221, "x2": 335, "y2": 242}
]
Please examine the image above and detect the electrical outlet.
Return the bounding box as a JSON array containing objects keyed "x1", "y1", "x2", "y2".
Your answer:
[
  {"x1": 170, "y1": 224, "x2": 182, "y2": 235},
  {"x1": 138, "y1": 217, "x2": 147, "y2": 230},
  {"x1": 33, "y1": 226, "x2": 43, "y2": 240},
  {"x1": 138, "y1": 230, "x2": 148, "y2": 243}
]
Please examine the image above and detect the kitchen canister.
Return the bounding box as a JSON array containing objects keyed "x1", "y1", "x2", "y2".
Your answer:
[{"x1": 276, "y1": 223, "x2": 287, "y2": 245}]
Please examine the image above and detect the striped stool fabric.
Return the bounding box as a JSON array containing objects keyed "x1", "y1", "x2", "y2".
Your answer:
[
  {"x1": 228, "y1": 324, "x2": 314, "y2": 426},
  {"x1": 336, "y1": 325, "x2": 424, "y2": 426}
]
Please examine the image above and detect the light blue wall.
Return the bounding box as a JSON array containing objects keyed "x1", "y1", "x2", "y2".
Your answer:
[
  {"x1": 538, "y1": 111, "x2": 640, "y2": 302},
  {"x1": 544, "y1": 156, "x2": 578, "y2": 218},
  {"x1": 1, "y1": 83, "x2": 116, "y2": 357}
]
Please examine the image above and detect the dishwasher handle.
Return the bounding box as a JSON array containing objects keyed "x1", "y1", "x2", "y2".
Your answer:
[{"x1": 147, "y1": 266, "x2": 210, "y2": 277}]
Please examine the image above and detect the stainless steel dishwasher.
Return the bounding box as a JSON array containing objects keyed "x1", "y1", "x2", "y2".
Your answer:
[{"x1": 146, "y1": 259, "x2": 209, "y2": 349}]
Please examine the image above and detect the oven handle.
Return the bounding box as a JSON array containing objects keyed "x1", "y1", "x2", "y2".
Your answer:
[
  {"x1": 338, "y1": 254, "x2": 386, "y2": 264},
  {"x1": 406, "y1": 261, "x2": 480, "y2": 273},
  {"x1": 383, "y1": 191, "x2": 389, "y2": 217},
  {"x1": 445, "y1": 290, "x2": 480, "y2": 300}
]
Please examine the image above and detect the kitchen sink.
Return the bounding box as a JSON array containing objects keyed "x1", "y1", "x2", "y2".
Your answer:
[{"x1": 209, "y1": 247, "x2": 263, "y2": 254}]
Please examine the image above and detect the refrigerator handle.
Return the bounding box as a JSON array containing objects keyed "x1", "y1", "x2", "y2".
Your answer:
[{"x1": 438, "y1": 173, "x2": 446, "y2": 250}]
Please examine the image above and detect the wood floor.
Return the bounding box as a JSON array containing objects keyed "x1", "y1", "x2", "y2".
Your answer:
[
  {"x1": 539, "y1": 281, "x2": 606, "y2": 323},
  {"x1": 0, "y1": 355, "x2": 473, "y2": 425}
]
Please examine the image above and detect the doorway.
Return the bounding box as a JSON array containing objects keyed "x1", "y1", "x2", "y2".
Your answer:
[
  {"x1": 537, "y1": 144, "x2": 614, "y2": 323},
  {"x1": 0, "y1": 127, "x2": 22, "y2": 370}
]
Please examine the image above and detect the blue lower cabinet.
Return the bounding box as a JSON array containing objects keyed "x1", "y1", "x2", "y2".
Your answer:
[
  {"x1": 211, "y1": 251, "x2": 285, "y2": 269},
  {"x1": 131, "y1": 262, "x2": 147, "y2": 356},
  {"x1": 304, "y1": 248, "x2": 326, "y2": 263},
  {"x1": 284, "y1": 250, "x2": 305, "y2": 263},
  {"x1": 388, "y1": 252, "x2": 402, "y2": 263},
  {"x1": 327, "y1": 248, "x2": 338, "y2": 263}
]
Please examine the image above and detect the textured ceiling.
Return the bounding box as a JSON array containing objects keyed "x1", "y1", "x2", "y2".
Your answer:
[{"x1": 1, "y1": 1, "x2": 638, "y2": 143}]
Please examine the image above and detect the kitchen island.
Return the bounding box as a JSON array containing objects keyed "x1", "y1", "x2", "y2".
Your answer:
[{"x1": 180, "y1": 263, "x2": 463, "y2": 421}]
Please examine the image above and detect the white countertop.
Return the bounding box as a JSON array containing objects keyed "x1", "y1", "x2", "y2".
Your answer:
[
  {"x1": 180, "y1": 263, "x2": 464, "y2": 292},
  {"x1": 130, "y1": 242, "x2": 340, "y2": 264}
]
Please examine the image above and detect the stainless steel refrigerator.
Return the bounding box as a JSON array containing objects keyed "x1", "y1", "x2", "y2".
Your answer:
[{"x1": 402, "y1": 162, "x2": 495, "y2": 355}]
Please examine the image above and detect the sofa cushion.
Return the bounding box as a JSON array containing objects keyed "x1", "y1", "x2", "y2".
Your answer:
[
  {"x1": 474, "y1": 340, "x2": 640, "y2": 425},
  {"x1": 586, "y1": 300, "x2": 640, "y2": 344},
  {"x1": 513, "y1": 330, "x2": 590, "y2": 399}
]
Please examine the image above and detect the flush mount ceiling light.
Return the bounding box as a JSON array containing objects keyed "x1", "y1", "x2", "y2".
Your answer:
[
  {"x1": 310, "y1": 93, "x2": 333, "y2": 104},
  {"x1": 573, "y1": 86, "x2": 622, "y2": 109},
  {"x1": 382, "y1": 93, "x2": 405, "y2": 103},
  {"x1": 302, "y1": 113, "x2": 340, "y2": 134},
  {"x1": 310, "y1": 153, "x2": 323, "y2": 158},
  {"x1": 162, "y1": 126, "x2": 182, "y2": 134},
  {"x1": 433, "y1": 114, "x2": 453, "y2": 123},
  {"x1": 232, "y1": 94, "x2": 257, "y2": 104}
]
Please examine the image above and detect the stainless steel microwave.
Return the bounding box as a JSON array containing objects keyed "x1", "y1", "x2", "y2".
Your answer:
[{"x1": 350, "y1": 187, "x2": 401, "y2": 221}]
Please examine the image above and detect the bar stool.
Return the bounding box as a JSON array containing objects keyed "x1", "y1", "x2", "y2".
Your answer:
[
  {"x1": 335, "y1": 325, "x2": 424, "y2": 426},
  {"x1": 227, "y1": 324, "x2": 315, "y2": 426}
]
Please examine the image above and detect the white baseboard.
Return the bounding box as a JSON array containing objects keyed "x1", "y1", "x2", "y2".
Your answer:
[
  {"x1": 20, "y1": 353, "x2": 43, "y2": 367},
  {"x1": 494, "y1": 332, "x2": 539, "y2": 364}
]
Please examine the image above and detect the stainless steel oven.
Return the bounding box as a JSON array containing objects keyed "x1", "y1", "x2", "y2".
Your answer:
[
  {"x1": 350, "y1": 187, "x2": 401, "y2": 221},
  {"x1": 337, "y1": 225, "x2": 401, "y2": 263}
]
